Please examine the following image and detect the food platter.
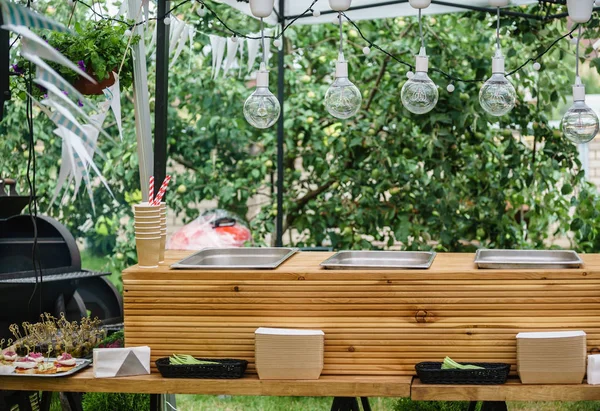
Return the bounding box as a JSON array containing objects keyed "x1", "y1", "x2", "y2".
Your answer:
[{"x1": 0, "y1": 358, "x2": 91, "y2": 377}]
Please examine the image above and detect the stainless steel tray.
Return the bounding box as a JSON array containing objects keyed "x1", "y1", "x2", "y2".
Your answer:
[
  {"x1": 320, "y1": 251, "x2": 436, "y2": 270},
  {"x1": 474, "y1": 249, "x2": 583, "y2": 269},
  {"x1": 0, "y1": 358, "x2": 91, "y2": 377},
  {"x1": 170, "y1": 247, "x2": 298, "y2": 270}
]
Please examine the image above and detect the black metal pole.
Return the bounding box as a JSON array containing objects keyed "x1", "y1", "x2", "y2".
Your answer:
[
  {"x1": 0, "y1": 10, "x2": 10, "y2": 123},
  {"x1": 275, "y1": 0, "x2": 285, "y2": 247},
  {"x1": 154, "y1": 0, "x2": 170, "y2": 196}
]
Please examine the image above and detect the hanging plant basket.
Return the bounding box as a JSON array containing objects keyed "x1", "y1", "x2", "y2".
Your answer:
[{"x1": 73, "y1": 70, "x2": 116, "y2": 96}]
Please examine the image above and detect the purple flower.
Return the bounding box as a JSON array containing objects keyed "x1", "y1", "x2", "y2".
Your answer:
[
  {"x1": 11, "y1": 64, "x2": 23, "y2": 74},
  {"x1": 62, "y1": 90, "x2": 69, "y2": 96},
  {"x1": 77, "y1": 60, "x2": 86, "y2": 71},
  {"x1": 42, "y1": 94, "x2": 48, "y2": 99},
  {"x1": 77, "y1": 100, "x2": 84, "y2": 107}
]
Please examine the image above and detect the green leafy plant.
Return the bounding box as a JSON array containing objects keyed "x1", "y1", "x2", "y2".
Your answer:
[
  {"x1": 48, "y1": 19, "x2": 139, "y2": 88},
  {"x1": 11, "y1": 18, "x2": 139, "y2": 98}
]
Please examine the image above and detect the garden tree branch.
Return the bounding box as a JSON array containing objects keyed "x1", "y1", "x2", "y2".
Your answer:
[
  {"x1": 365, "y1": 55, "x2": 391, "y2": 111},
  {"x1": 281, "y1": 179, "x2": 337, "y2": 236},
  {"x1": 172, "y1": 155, "x2": 199, "y2": 171}
]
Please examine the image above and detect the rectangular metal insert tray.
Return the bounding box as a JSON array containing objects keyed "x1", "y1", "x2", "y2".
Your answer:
[
  {"x1": 474, "y1": 249, "x2": 583, "y2": 269},
  {"x1": 170, "y1": 247, "x2": 298, "y2": 270},
  {"x1": 1, "y1": 358, "x2": 91, "y2": 378},
  {"x1": 320, "y1": 251, "x2": 436, "y2": 270}
]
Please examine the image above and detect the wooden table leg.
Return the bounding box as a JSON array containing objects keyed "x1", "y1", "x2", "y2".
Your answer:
[
  {"x1": 360, "y1": 397, "x2": 372, "y2": 411},
  {"x1": 481, "y1": 401, "x2": 508, "y2": 411},
  {"x1": 468, "y1": 401, "x2": 478, "y2": 411}
]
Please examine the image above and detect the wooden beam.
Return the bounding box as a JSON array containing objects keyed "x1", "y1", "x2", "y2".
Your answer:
[
  {"x1": 411, "y1": 378, "x2": 600, "y2": 402},
  {"x1": 0, "y1": 370, "x2": 411, "y2": 397}
]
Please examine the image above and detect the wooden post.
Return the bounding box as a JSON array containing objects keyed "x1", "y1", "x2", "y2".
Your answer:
[{"x1": 128, "y1": 0, "x2": 154, "y2": 202}]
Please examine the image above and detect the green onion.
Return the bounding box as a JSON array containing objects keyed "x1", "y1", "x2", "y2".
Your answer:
[
  {"x1": 442, "y1": 356, "x2": 484, "y2": 370},
  {"x1": 169, "y1": 354, "x2": 220, "y2": 365}
]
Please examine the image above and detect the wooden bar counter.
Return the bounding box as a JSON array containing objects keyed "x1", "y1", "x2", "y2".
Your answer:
[{"x1": 123, "y1": 251, "x2": 600, "y2": 376}]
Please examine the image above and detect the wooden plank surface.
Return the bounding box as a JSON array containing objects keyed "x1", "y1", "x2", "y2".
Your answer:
[
  {"x1": 0, "y1": 370, "x2": 411, "y2": 397},
  {"x1": 411, "y1": 378, "x2": 600, "y2": 401},
  {"x1": 123, "y1": 251, "x2": 600, "y2": 280},
  {"x1": 123, "y1": 251, "x2": 600, "y2": 376}
]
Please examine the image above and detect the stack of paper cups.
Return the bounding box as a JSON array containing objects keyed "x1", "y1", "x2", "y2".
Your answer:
[
  {"x1": 133, "y1": 202, "x2": 161, "y2": 268},
  {"x1": 159, "y1": 203, "x2": 167, "y2": 263},
  {"x1": 588, "y1": 354, "x2": 600, "y2": 385}
]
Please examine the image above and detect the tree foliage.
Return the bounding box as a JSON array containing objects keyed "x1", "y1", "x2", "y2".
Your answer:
[{"x1": 2, "y1": 1, "x2": 600, "y2": 283}]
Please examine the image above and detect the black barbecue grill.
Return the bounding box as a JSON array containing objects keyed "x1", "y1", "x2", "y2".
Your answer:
[{"x1": 0, "y1": 178, "x2": 123, "y2": 341}]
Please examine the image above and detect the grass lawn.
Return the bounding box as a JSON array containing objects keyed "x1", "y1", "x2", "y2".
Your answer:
[
  {"x1": 175, "y1": 395, "x2": 396, "y2": 410},
  {"x1": 174, "y1": 396, "x2": 600, "y2": 410}
]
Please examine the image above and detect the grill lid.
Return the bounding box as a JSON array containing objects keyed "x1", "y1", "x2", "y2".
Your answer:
[{"x1": 0, "y1": 215, "x2": 82, "y2": 280}]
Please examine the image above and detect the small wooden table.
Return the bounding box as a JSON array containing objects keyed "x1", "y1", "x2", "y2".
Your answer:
[
  {"x1": 0, "y1": 370, "x2": 411, "y2": 411},
  {"x1": 0, "y1": 370, "x2": 411, "y2": 397},
  {"x1": 2, "y1": 372, "x2": 600, "y2": 411}
]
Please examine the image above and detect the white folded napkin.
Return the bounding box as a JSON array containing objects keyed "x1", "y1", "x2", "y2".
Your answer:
[
  {"x1": 588, "y1": 354, "x2": 600, "y2": 385},
  {"x1": 93, "y1": 346, "x2": 151, "y2": 378}
]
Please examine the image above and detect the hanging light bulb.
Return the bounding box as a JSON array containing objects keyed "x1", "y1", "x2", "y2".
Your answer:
[
  {"x1": 479, "y1": 6, "x2": 516, "y2": 116},
  {"x1": 479, "y1": 49, "x2": 516, "y2": 116},
  {"x1": 244, "y1": 62, "x2": 280, "y2": 129},
  {"x1": 563, "y1": 79, "x2": 599, "y2": 144},
  {"x1": 401, "y1": 47, "x2": 438, "y2": 114},
  {"x1": 325, "y1": 52, "x2": 362, "y2": 119},
  {"x1": 244, "y1": 1, "x2": 281, "y2": 129},
  {"x1": 562, "y1": 25, "x2": 599, "y2": 144},
  {"x1": 324, "y1": 11, "x2": 362, "y2": 119},
  {"x1": 401, "y1": 3, "x2": 438, "y2": 115}
]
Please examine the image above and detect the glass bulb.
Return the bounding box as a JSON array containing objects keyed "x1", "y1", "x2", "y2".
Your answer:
[
  {"x1": 401, "y1": 71, "x2": 438, "y2": 115},
  {"x1": 324, "y1": 77, "x2": 362, "y2": 119},
  {"x1": 243, "y1": 87, "x2": 280, "y2": 129},
  {"x1": 562, "y1": 100, "x2": 599, "y2": 144},
  {"x1": 479, "y1": 73, "x2": 516, "y2": 117}
]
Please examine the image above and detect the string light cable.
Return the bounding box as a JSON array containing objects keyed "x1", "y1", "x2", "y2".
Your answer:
[{"x1": 64, "y1": 0, "x2": 583, "y2": 87}]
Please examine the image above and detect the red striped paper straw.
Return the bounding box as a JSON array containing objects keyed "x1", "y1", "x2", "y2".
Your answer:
[
  {"x1": 154, "y1": 175, "x2": 171, "y2": 205},
  {"x1": 148, "y1": 176, "x2": 155, "y2": 205}
]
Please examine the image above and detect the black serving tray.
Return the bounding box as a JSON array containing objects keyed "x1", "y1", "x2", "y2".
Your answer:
[
  {"x1": 155, "y1": 357, "x2": 248, "y2": 379},
  {"x1": 415, "y1": 362, "x2": 511, "y2": 385}
]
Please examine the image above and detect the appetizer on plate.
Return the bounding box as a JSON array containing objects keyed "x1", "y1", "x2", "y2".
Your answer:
[
  {"x1": 54, "y1": 353, "x2": 77, "y2": 372},
  {"x1": 26, "y1": 352, "x2": 44, "y2": 363},
  {"x1": 2, "y1": 351, "x2": 18, "y2": 362},
  {"x1": 36, "y1": 362, "x2": 57, "y2": 375},
  {"x1": 14, "y1": 358, "x2": 38, "y2": 374}
]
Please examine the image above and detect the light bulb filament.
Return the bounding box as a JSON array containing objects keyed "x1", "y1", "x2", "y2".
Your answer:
[
  {"x1": 257, "y1": 99, "x2": 268, "y2": 117},
  {"x1": 412, "y1": 85, "x2": 428, "y2": 104}
]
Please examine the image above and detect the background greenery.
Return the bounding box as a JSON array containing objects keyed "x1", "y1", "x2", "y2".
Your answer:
[
  {"x1": 3, "y1": 2, "x2": 600, "y2": 287},
  {"x1": 4, "y1": 2, "x2": 600, "y2": 410}
]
